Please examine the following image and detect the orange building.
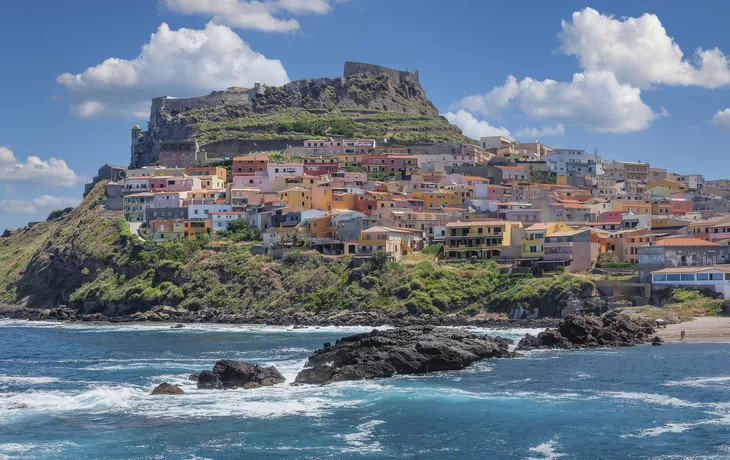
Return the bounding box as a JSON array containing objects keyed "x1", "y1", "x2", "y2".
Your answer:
[{"x1": 233, "y1": 156, "x2": 268, "y2": 174}]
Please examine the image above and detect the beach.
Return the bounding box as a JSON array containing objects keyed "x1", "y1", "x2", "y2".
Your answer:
[{"x1": 656, "y1": 317, "x2": 730, "y2": 343}]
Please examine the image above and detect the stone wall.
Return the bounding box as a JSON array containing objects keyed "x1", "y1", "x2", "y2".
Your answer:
[{"x1": 151, "y1": 90, "x2": 252, "y2": 115}]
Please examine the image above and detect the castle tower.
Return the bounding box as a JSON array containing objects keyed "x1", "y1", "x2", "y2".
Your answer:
[{"x1": 131, "y1": 124, "x2": 142, "y2": 158}]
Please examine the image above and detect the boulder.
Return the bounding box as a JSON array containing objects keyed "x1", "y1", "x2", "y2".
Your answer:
[
  {"x1": 651, "y1": 336, "x2": 665, "y2": 346},
  {"x1": 197, "y1": 360, "x2": 285, "y2": 390},
  {"x1": 517, "y1": 312, "x2": 655, "y2": 351},
  {"x1": 171, "y1": 324, "x2": 185, "y2": 329},
  {"x1": 188, "y1": 373, "x2": 200, "y2": 381},
  {"x1": 295, "y1": 326, "x2": 514, "y2": 385},
  {"x1": 151, "y1": 382, "x2": 184, "y2": 395}
]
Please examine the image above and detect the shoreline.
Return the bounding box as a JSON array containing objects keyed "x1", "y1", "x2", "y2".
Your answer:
[
  {"x1": 0, "y1": 304, "x2": 557, "y2": 330},
  {"x1": 655, "y1": 317, "x2": 730, "y2": 343}
]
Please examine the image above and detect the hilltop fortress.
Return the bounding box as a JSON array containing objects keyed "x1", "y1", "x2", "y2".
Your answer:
[{"x1": 130, "y1": 62, "x2": 465, "y2": 168}]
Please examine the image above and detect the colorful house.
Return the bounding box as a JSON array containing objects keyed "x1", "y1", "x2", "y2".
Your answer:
[
  {"x1": 443, "y1": 220, "x2": 511, "y2": 260},
  {"x1": 123, "y1": 192, "x2": 154, "y2": 222},
  {"x1": 149, "y1": 219, "x2": 185, "y2": 242},
  {"x1": 521, "y1": 222, "x2": 571, "y2": 258},
  {"x1": 543, "y1": 228, "x2": 600, "y2": 273}
]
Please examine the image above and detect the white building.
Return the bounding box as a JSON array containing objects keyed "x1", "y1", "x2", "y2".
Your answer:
[
  {"x1": 188, "y1": 204, "x2": 233, "y2": 220},
  {"x1": 210, "y1": 211, "x2": 245, "y2": 233},
  {"x1": 651, "y1": 266, "x2": 730, "y2": 298},
  {"x1": 267, "y1": 163, "x2": 304, "y2": 181},
  {"x1": 544, "y1": 149, "x2": 603, "y2": 176}
]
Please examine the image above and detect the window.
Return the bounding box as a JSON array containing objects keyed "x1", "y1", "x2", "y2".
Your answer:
[
  {"x1": 666, "y1": 274, "x2": 681, "y2": 281},
  {"x1": 681, "y1": 274, "x2": 695, "y2": 282},
  {"x1": 697, "y1": 273, "x2": 710, "y2": 281},
  {"x1": 653, "y1": 274, "x2": 667, "y2": 282}
]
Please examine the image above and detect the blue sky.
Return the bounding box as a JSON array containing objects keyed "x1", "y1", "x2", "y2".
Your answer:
[{"x1": 2, "y1": 0, "x2": 730, "y2": 231}]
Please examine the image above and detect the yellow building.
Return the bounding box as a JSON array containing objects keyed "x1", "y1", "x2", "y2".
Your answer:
[
  {"x1": 411, "y1": 190, "x2": 461, "y2": 209},
  {"x1": 444, "y1": 220, "x2": 511, "y2": 260},
  {"x1": 337, "y1": 153, "x2": 367, "y2": 168},
  {"x1": 197, "y1": 175, "x2": 226, "y2": 190},
  {"x1": 443, "y1": 184, "x2": 474, "y2": 204},
  {"x1": 311, "y1": 182, "x2": 333, "y2": 212},
  {"x1": 149, "y1": 220, "x2": 185, "y2": 242},
  {"x1": 646, "y1": 179, "x2": 686, "y2": 195},
  {"x1": 521, "y1": 222, "x2": 571, "y2": 258},
  {"x1": 278, "y1": 187, "x2": 312, "y2": 209}
]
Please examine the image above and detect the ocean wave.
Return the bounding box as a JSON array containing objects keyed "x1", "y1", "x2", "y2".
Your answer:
[
  {"x1": 597, "y1": 391, "x2": 702, "y2": 408},
  {"x1": 338, "y1": 420, "x2": 385, "y2": 453},
  {"x1": 0, "y1": 376, "x2": 60, "y2": 384},
  {"x1": 526, "y1": 440, "x2": 566, "y2": 459},
  {"x1": 664, "y1": 376, "x2": 730, "y2": 389}
]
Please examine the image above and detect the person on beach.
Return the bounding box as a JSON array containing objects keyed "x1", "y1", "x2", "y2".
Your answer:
[{"x1": 680, "y1": 330, "x2": 686, "y2": 341}]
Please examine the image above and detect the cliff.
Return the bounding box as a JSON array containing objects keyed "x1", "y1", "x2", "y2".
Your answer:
[{"x1": 131, "y1": 62, "x2": 471, "y2": 167}]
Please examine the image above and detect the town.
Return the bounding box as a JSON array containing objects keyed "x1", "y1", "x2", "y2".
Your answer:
[{"x1": 84, "y1": 130, "x2": 730, "y2": 303}]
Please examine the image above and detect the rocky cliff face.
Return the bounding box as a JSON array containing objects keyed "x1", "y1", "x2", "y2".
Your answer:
[{"x1": 131, "y1": 62, "x2": 466, "y2": 167}]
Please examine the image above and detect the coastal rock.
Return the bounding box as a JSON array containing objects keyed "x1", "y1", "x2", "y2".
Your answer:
[
  {"x1": 651, "y1": 336, "x2": 665, "y2": 346},
  {"x1": 171, "y1": 323, "x2": 185, "y2": 329},
  {"x1": 151, "y1": 382, "x2": 184, "y2": 395},
  {"x1": 197, "y1": 360, "x2": 285, "y2": 390},
  {"x1": 294, "y1": 326, "x2": 514, "y2": 385},
  {"x1": 517, "y1": 311, "x2": 655, "y2": 351}
]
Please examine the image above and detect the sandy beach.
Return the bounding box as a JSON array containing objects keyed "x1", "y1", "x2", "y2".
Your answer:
[{"x1": 656, "y1": 317, "x2": 730, "y2": 343}]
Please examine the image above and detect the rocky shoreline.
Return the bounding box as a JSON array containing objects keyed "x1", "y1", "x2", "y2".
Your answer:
[{"x1": 0, "y1": 304, "x2": 558, "y2": 329}]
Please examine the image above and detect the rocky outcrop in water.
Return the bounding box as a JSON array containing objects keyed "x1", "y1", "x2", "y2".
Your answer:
[
  {"x1": 516, "y1": 311, "x2": 656, "y2": 350},
  {"x1": 151, "y1": 382, "x2": 184, "y2": 395},
  {"x1": 197, "y1": 360, "x2": 285, "y2": 390},
  {"x1": 295, "y1": 326, "x2": 514, "y2": 385}
]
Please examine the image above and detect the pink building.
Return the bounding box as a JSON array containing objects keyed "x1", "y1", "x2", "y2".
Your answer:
[
  {"x1": 166, "y1": 176, "x2": 202, "y2": 192},
  {"x1": 153, "y1": 191, "x2": 186, "y2": 208},
  {"x1": 303, "y1": 157, "x2": 339, "y2": 176},
  {"x1": 149, "y1": 176, "x2": 170, "y2": 193},
  {"x1": 233, "y1": 173, "x2": 270, "y2": 192},
  {"x1": 361, "y1": 155, "x2": 417, "y2": 177},
  {"x1": 267, "y1": 163, "x2": 304, "y2": 181}
]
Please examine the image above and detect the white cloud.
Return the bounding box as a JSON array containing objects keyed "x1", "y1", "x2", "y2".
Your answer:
[
  {"x1": 163, "y1": 0, "x2": 339, "y2": 33},
  {"x1": 514, "y1": 124, "x2": 565, "y2": 138},
  {"x1": 57, "y1": 22, "x2": 289, "y2": 119},
  {"x1": 711, "y1": 109, "x2": 730, "y2": 133},
  {"x1": 456, "y1": 72, "x2": 657, "y2": 134},
  {"x1": 559, "y1": 7, "x2": 730, "y2": 89},
  {"x1": 443, "y1": 110, "x2": 511, "y2": 140},
  {"x1": 0, "y1": 195, "x2": 81, "y2": 214},
  {"x1": 0, "y1": 147, "x2": 85, "y2": 187}
]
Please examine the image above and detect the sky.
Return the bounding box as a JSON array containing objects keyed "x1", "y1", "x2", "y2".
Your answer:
[{"x1": 2, "y1": 0, "x2": 730, "y2": 231}]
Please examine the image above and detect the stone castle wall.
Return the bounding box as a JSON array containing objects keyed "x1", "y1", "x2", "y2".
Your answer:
[{"x1": 151, "y1": 90, "x2": 253, "y2": 114}]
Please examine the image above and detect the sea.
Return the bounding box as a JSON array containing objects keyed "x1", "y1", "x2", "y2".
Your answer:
[{"x1": 1, "y1": 320, "x2": 730, "y2": 459}]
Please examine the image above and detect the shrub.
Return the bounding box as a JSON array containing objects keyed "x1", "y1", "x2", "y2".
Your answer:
[
  {"x1": 395, "y1": 284, "x2": 412, "y2": 299},
  {"x1": 422, "y1": 243, "x2": 443, "y2": 255},
  {"x1": 405, "y1": 292, "x2": 440, "y2": 315}
]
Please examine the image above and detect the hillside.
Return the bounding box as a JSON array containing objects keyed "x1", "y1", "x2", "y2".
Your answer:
[
  {"x1": 131, "y1": 62, "x2": 473, "y2": 167},
  {"x1": 1, "y1": 183, "x2": 595, "y2": 319}
]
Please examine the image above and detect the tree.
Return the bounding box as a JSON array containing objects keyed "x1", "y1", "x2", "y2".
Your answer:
[{"x1": 370, "y1": 250, "x2": 389, "y2": 272}]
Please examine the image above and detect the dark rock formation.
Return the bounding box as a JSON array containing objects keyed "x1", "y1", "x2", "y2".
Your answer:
[
  {"x1": 188, "y1": 373, "x2": 199, "y2": 381},
  {"x1": 151, "y1": 382, "x2": 184, "y2": 395},
  {"x1": 295, "y1": 326, "x2": 514, "y2": 385},
  {"x1": 197, "y1": 360, "x2": 285, "y2": 390},
  {"x1": 651, "y1": 336, "x2": 664, "y2": 346},
  {"x1": 517, "y1": 311, "x2": 656, "y2": 351},
  {"x1": 1, "y1": 303, "x2": 558, "y2": 329}
]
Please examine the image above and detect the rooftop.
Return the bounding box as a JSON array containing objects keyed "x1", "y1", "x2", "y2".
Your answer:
[
  {"x1": 654, "y1": 238, "x2": 724, "y2": 247},
  {"x1": 652, "y1": 265, "x2": 730, "y2": 274}
]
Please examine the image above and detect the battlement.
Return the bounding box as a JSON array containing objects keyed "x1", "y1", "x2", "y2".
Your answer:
[{"x1": 343, "y1": 61, "x2": 419, "y2": 83}]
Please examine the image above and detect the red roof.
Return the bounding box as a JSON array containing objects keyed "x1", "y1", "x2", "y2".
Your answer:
[{"x1": 654, "y1": 238, "x2": 723, "y2": 247}]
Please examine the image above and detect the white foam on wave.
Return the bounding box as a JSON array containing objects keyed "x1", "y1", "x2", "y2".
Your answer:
[
  {"x1": 0, "y1": 441, "x2": 78, "y2": 458},
  {"x1": 338, "y1": 420, "x2": 385, "y2": 453},
  {"x1": 665, "y1": 376, "x2": 730, "y2": 389},
  {"x1": 598, "y1": 391, "x2": 702, "y2": 408},
  {"x1": 526, "y1": 440, "x2": 566, "y2": 459},
  {"x1": 0, "y1": 376, "x2": 60, "y2": 384}
]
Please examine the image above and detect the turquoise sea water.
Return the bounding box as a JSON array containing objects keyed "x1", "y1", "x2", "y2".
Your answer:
[{"x1": 1, "y1": 320, "x2": 730, "y2": 459}]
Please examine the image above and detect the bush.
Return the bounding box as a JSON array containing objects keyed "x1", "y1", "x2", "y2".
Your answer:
[
  {"x1": 595, "y1": 261, "x2": 634, "y2": 269},
  {"x1": 405, "y1": 291, "x2": 440, "y2": 315},
  {"x1": 422, "y1": 243, "x2": 443, "y2": 255},
  {"x1": 394, "y1": 284, "x2": 412, "y2": 299}
]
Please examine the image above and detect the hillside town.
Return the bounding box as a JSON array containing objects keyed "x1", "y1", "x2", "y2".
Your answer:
[{"x1": 91, "y1": 130, "x2": 730, "y2": 301}]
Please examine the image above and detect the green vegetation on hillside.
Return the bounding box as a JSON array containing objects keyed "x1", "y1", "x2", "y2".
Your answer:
[{"x1": 188, "y1": 107, "x2": 474, "y2": 146}]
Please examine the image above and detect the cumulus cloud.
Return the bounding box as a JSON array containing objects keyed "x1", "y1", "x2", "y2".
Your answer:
[
  {"x1": 559, "y1": 8, "x2": 730, "y2": 89},
  {"x1": 444, "y1": 110, "x2": 511, "y2": 140},
  {"x1": 0, "y1": 195, "x2": 81, "y2": 214},
  {"x1": 57, "y1": 22, "x2": 289, "y2": 119},
  {"x1": 0, "y1": 147, "x2": 85, "y2": 187},
  {"x1": 711, "y1": 109, "x2": 730, "y2": 133},
  {"x1": 457, "y1": 72, "x2": 657, "y2": 134},
  {"x1": 514, "y1": 124, "x2": 565, "y2": 138},
  {"x1": 163, "y1": 0, "x2": 339, "y2": 33}
]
